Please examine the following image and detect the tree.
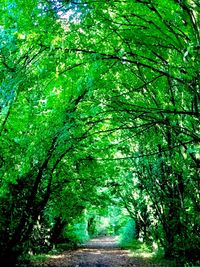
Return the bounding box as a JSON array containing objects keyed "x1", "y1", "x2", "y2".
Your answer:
[{"x1": 0, "y1": 0, "x2": 199, "y2": 265}]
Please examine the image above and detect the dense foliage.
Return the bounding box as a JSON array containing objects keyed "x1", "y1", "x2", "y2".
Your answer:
[{"x1": 0, "y1": 0, "x2": 199, "y2": 265}]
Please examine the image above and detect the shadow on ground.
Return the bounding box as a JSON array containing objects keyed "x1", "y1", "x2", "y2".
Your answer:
[{"x1": 30, "y1": 236, "x2": 167, "y2": 267}]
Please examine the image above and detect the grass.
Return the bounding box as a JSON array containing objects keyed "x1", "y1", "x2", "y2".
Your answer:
[
  {"x1": 119, "y1": 239, "x2": 200, "y2": 267},
  {"x1": 118, "y1": 239, "x2": 178, "y2": 266},
  {"x1": 29, "y1": 254, "x2": 48, "y2": 263},
  {"x1": 119, "y1": 239, "x2": 154, "y2": 258},
  {"x1": 27, "y1": 242, "x2": 77, "y2": 265}
]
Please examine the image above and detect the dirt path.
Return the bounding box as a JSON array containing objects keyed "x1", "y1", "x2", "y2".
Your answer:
[{"x1": 32, "y1": 236, "x2": 166, "y2": 267}]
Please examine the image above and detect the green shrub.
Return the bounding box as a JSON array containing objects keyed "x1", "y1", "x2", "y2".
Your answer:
[
  {"x1": 119, "y1": 218, "x2": 136, "y2": 247},
  {"x1": 63, "y1": 219, "x2": 89, "y2": 244}
]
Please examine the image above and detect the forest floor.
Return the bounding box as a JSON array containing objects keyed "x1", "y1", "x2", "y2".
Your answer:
[{"x1": 30, "y1": 236, "x2": 170, "y2": 267}]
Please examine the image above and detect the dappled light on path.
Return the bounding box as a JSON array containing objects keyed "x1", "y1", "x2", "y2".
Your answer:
[
  {"x1": 81, "y1": 236, "x2": 119, "y2": 248},
  {"x1": 31, "y1": 236, "x2": 165, "y2": 267}
]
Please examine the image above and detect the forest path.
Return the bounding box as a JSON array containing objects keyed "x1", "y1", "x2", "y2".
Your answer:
[{"x1": 33, "y1": 236, "x2": 165, "y2": 267}]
